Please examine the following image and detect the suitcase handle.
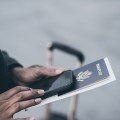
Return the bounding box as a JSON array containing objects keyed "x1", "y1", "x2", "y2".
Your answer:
[{"x1": 48, "y1": 42, "x2": 85, "y2": 63}]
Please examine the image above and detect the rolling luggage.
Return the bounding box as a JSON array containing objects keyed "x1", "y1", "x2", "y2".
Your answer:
[{"x1": 44, "y1": 42, "x2": 84, "y2": 120}]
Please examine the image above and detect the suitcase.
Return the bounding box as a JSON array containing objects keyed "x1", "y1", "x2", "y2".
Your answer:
[{"x1": 44, "y1": 42, "x2": 84, "y2": 120}]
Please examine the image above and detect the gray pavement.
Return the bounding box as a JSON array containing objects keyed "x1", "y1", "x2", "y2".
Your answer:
[{"x1": 0, "y1": 0, "x2": 120, "y2": 120}]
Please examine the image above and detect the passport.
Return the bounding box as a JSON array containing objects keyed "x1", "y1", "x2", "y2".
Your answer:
[{"x1": 29, "y1": 57, "x2": 116, "y2": 108}]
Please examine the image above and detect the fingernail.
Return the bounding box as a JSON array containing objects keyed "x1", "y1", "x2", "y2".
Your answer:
[
  {"x1": 35, "y1": 98, "x2": 42, "y2": 104},
  {"x1": 38, "y1": 90, "x2": 45, "y2": 95},
  {"x1": 55, "y1": 69, "x2": 64, "y2": 74},
  {"x1": 29, "y1": 117, "x2": 36, "y2": 120}
]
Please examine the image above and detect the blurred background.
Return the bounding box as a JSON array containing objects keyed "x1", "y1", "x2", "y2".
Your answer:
[{"x1": 0, "y1": 0, "x2": 120, "y2": 120}]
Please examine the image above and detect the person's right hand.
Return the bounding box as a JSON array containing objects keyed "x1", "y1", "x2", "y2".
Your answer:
[{"x1": 0, "y1": 86, "x2": 45, "y2": 120}]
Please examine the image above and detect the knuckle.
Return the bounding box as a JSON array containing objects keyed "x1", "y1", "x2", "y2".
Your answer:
[
  {"x1": 31, "y1": 90, "x2": 38, "y2": 96},
  {"x1": 30, "y1": 99, "x2": 36, "y2": 105},
  {"x1": 48, "y1": 68, "x2": 55, "y2": 74},
  {"x1": 14, "y1": 103, "x2": 21, "y2": 111},
  {"x1": 16, "y1": 93, "x2": 24, "y2": 100},
  {"x1": 36, "y1": 66, "x2": 40, "y2": 71},
  {"x1": 35, "y1": 66, "x2": 44, "y2": 75},
  {"x1": 14, "y1": 86, "x2": 22, "y2": 91},
  {"x1": 35, "y1": 66, "x2": 41, "y2": 73}
]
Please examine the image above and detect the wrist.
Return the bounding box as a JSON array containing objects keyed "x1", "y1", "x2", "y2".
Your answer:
[
  {"x1": 12, "y1": 66, "x2": 23, "y2": 73},
  {"x1": 11, "y1": 67, "x2": 23, "y2": 85}
]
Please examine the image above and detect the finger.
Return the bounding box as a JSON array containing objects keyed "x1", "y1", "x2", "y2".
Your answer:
[
  {"x1": 9, "y1": 89, "x2": 44, "y2": 104},
  {"x1": 1, "y1": 86, "x2": 31, "y2": 100},
  {"x1": 35, "y1": 66, "x2": 65, "y2": 77},
  {"x1": 14, "y1": 117, "x2": 35, "y2": 120},
  {"x1": 8, "y1": 98, "x2": 42, "y2": 116}
]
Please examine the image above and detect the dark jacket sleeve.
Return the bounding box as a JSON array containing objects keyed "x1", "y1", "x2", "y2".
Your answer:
[
  {"x1": 2, "y1": 51, "x2": 23, "y2": 70},
  {"x1": 0, "y1": 50, "x2": 23, "y2": 94}
]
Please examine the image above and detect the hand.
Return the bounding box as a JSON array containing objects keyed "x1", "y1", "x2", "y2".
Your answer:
[
  {"x1": 12, "y1": 65, "x2": 65, "y2": 86},
  {"x1": 0, "y1": 86, "x2": 44, "y2": 120}
]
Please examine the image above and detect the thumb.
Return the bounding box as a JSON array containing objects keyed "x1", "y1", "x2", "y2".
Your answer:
[
  {"x1": 38, "y1": 66, "x2": 65, "y2": 77},
  {"x1": 14, "y1": 117, "x2": 35, "y2": 120}
]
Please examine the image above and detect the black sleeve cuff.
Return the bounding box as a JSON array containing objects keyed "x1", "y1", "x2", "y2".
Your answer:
[
  {"x1": 2, "y1": 51, "x2": 23, "y2": 89},
  {"x1": 2, "y1": 51, "x2": 23, "y2": 70}
]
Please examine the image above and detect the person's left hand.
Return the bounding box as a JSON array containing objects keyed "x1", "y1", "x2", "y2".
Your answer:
[{"x1": 12, "y1": 65, "x2": 65, "y2": 86}]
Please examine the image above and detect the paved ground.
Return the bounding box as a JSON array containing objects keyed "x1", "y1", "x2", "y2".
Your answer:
[{"x1": 0, "y1": 0, "x2": 120, "y2": 120}]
